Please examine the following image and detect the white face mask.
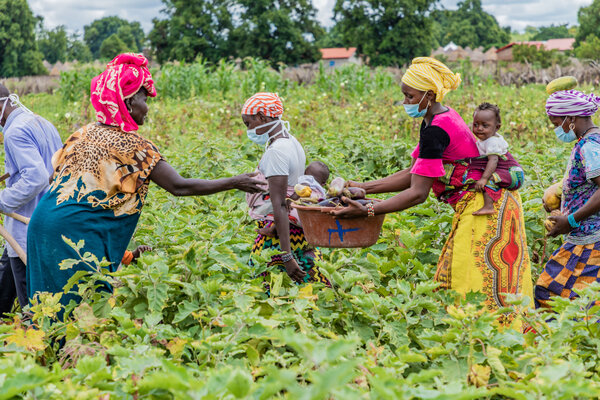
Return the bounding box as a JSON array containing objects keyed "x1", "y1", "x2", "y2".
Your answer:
[
  {"x1": 0, "y1": 94, "x2": 33, "y2": 129},
  {"x1": 247, "y1": 119, "x2": 290, "y2": 148}
]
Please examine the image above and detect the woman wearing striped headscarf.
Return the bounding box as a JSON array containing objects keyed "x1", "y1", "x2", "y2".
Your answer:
[
  {"x1": 333, "y1": 57, "x2": 533, "y2": 327},
  {"x1": 536, "y1": 89, "x2": 600, "y2": 308},
  {"x1": 27, "y1": 54, "x2": 263, "y2": 308},
  {"x1": 241, "y1": 92, "x2": 329, "y2": 287}
]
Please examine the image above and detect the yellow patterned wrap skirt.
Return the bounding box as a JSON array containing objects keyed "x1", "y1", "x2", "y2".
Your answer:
[{"x1": 436, "y1": 190, "x2": 534, "y2": 327}]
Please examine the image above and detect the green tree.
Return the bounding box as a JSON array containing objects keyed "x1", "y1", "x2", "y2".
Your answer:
[
  {"x1": 148, "y1": 0, "x2": 235, "y2": 64},
  {"x1": 512, "y1": 44, "x2": 570, "y2": 68},
  {"x1": 575, "y1": 34, "x2": 600, "y2": 61},
  {"x1": 432, "y1": 0, "x2": 510, "y2": 50},
  {"x1": 37, "y1": 25, "x2": 68, "y2": 64},
  {"x1": 0, "y1": 0, "x2": 47, "y2": 77},
  {"x1": 230, "y1": 0, "x2": 324, "y2": 67},
  {"x1": 99, "y1": 34, "x2": 131, "y2": 60},
  {"x1": 66, "y1": 33, "x2": 93, "y2": 63},
  {"x1": 575, "y1": 0, "x2": 600, "y2": 48},
  {"x1": 532, "y1": 24, "x2": 573, "y2": 41},
  {"x1": 84, "y1": 16, "x2": 145, "y2": 58},
  {"x1": 334, "y1": 0, "x2": 437, "y2": 66},
  {"x1": 316, "y1": 24, "x2": 346, "y2": 48}
]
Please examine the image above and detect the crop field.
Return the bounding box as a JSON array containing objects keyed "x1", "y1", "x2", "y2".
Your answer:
[{"x1": 1, "y1": 61, "x2": 599, "y2": 399}]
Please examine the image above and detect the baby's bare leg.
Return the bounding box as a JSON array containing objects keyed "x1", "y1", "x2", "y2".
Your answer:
[{"x1": 473, "y1": 192, "x2": 496, "y2": 215}]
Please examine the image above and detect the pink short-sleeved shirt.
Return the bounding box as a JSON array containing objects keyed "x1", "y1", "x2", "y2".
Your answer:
[{"x1": 410, "y1": 107, "x2": 480, "y2": 177}]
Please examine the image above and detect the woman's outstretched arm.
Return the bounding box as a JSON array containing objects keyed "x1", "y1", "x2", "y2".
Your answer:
[
  {"x1": 149, "y1": 160, "x2": 264, "y2": 196},
  {"x1": 350, "y1": 159, "x2": 415, "y2": 194},
  {"x1": 331, "y1": 173, "x2": 434, "y2": 218},
  {"x1": 356, "y1": 167, "x2": 413, "y2": 194}
]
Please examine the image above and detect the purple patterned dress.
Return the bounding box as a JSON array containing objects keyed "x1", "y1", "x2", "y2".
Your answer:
[{"x1": 535, "y1": 133, "x2": 600, "y2": 308}]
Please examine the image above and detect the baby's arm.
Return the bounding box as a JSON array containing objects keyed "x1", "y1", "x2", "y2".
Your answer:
[{"x1": 475, "y1": 155, "x2": 499, "y2": 191}]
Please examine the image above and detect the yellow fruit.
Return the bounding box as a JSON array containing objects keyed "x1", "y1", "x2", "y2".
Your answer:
[
  {"x1": 294, "y1": 184, "x2": 311, "y2": 198},
  {"x1": 542, "y1": 181, "x2": 563, "y2": 211},
  {"x1": 546, "y1": 76, "x2": 578, "y2": 95}
]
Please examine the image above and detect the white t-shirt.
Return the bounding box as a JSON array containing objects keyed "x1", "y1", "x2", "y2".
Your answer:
[
  {"x1": 477, "y1": 133, "x2": 509, "y2": 156},
  {"x1": 259, "y1": 134, "x2": 306, "y2": 186}
]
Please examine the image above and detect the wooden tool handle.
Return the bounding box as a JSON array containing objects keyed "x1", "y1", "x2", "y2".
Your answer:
[
  {"x1": 0, "y1": 225, "x2": 26, "y2": 265},
  {"x1": 3, "y1": 212, "x2": 30, "y2": 225}
]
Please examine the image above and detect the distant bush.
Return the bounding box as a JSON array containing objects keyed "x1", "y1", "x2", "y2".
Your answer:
[{"x1": 512, "y1": 44, "x2": 570, "y2": 68}]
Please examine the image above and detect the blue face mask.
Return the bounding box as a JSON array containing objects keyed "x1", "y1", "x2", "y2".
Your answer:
[
  {"x1": 554, "y1": 117, "x2": 577, "y2": 143},
  {"x1": 403, "y1": 92, "x2": 429, "y2": 118},
  {"x1": 247, "y1": 119, "x2": 285, "y2": 146}
]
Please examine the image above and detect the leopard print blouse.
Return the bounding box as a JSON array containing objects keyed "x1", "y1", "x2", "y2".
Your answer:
[{"x1": 50, "y1": 123, "x2": 162, "y2": 216}]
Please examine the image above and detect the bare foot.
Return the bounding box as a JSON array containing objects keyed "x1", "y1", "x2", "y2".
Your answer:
[{"x1": 472, "y1": 206, "x2": 495, "y2": 216}]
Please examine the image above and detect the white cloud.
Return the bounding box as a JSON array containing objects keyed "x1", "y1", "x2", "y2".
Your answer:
[
  {"x1": 440, "y1": 0, "x2": 592, "y2": 31},
  {"x1": 313, "y1": 0, "x2": 336, "y2": 27},
  {"x1": 29, "y1": 0, "x2": 163, "y2": 33},
  {"x1": 27, "y1": 0, "x2": 594, "y2": 35}
]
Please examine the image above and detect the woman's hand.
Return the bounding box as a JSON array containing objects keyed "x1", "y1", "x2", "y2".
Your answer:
[
  {"x1": 232, "y1": 172, "x2": 266, "y2": 193},
  {"x1": 346, "y1": 180, "x2": 365, "y2": 189},
  {"x1": 130, "y1": 245, "x2": 153, "y2": 263},
  {"x1": 256, "y1": 224, "x2": 277, "y2": 237},
  {"x1": 284, "y1": 258, "x2": 307, "y2": 283},
  {"x1": 547, "y1": 215, "x2": 571, "y2": 237},
  {"x1": 328, "y1": 197, "x2": 367, "y2": 218}
]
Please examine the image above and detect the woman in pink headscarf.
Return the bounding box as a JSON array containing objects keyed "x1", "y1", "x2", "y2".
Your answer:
[
  {"x1": 27, "y1": 54, "x2": 263, "y2": 308},
  {"x1": 537, "y1": 89, "x2": 600, "y2": 308}
]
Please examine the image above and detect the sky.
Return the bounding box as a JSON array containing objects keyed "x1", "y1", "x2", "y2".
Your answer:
[{"x1": 29, "y1": 0, "x2": 593, "y2": 35}]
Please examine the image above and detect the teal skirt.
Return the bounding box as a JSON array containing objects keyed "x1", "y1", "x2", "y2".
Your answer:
[{"x1": 27, "y1": 188, "x2": 140, "y2": 307}]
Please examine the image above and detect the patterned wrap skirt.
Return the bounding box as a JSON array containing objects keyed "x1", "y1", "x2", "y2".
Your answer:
[
  {"x1": 250, "y1": 220, "x2": 330, "y2": 288},
  {"x1": 436, "y1": 190, "x2": 534, "y2": 328},
  {"x1": 535, "y1": 242, "x2": 600, "y2": 309}
]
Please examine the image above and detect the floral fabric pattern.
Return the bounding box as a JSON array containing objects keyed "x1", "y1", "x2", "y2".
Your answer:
[{"x1": 562, "y1": 133, "x2": 600, "y2": 244}]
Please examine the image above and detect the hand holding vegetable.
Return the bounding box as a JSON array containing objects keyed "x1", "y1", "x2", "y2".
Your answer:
[
  {"x1": 328, "y1": 196, "x2": 368, "y2": 218},
  {"x1": 346, "y1": 180, "x2": 365, "y2": 189},
  {"x1": 132, "y1": 245, "x2": 152, "y2": 260},
  {"x1": 547, "y1": 214, "x2": 571, "y2": 237}
]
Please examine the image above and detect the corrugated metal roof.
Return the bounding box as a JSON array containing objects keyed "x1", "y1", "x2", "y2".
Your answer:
[{"x1": 320, "y1": 47, "x2": 357, "y2": 59}]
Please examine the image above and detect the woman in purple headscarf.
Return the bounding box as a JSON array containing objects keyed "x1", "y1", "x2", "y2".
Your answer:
[{"x1": 536, "y1": 89, "x2": 600, "y2": 308}]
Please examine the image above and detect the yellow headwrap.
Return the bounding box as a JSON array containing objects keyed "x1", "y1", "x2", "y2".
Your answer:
[{"x1": 401, "y1": 57, "x2": 461, "y2": 102}]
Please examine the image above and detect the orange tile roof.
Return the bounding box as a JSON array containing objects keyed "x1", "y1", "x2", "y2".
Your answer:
[
  {"x1": 544, "y1": 38, "x2": 576, "y2": 51},
  {"x1": 320, "y1": 47, "x2": 357, "y2": 59}
]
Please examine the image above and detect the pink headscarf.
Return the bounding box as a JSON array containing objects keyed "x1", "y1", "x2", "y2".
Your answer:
[
  {"x1": 90, "y1": 53, "x2": 157, "y2": 132},
  {"x1": 241, "y1": 92, "x2": 284, "y2": 118}
]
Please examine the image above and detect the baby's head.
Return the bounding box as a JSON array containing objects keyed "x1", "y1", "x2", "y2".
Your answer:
[
  {"x1": 304, "y1": 161, "x2": 330, "y2": 186},
  {"x1": 473, "y1": 102, "x2": 501, "y2": 141}
]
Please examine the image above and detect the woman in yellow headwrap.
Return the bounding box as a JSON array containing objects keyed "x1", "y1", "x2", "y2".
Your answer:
[{"x1": 333, "y1": 57, "x2": 533, "y2": 328}]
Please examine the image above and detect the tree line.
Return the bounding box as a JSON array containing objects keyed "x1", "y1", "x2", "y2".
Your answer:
[{"x1": 1, "y1": 0, "x2": 600, "y2": 78}]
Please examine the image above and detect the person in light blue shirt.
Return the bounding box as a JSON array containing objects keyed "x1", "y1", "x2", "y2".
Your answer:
[{"x1": 0, "y1": 84, "x2": 63, "y2": 316}]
